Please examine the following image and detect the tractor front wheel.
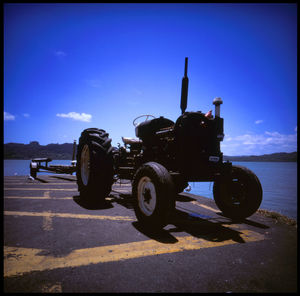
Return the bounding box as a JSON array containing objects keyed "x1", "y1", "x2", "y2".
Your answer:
[
  {"x1": 132, "y1": 162, "x2": 175, "y2": 229},
  {"x1": 213, "y1": 165, "x2": 262, "y2": 220}
]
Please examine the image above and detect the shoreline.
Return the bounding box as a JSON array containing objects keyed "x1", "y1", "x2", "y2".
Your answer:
[
  {"x1": 4, "y1": 158, "x2": 297, "y2": 163},
  {"x1": 257, "y1": 209, "x2": 297, "y2": 227}
]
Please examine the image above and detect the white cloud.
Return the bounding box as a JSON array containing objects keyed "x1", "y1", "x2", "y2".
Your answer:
[
  {"x1": 221, "y1": 130, "x2": 297, "y2": 156},
  {"x1": 255, "y1": 120, "x2": 263, "y2": 124},
  {"x1": 295, "y1": 126, "x2": 297, "y2": 133},
  {"x1": 56, "y1": 112, "x2": 92, "y2": 122},
  {"x1": 54, "y1": 50, "x2": 67, "y2": 57},
  {"x1": 224, "y1": 134, "x2": 232, "y2": 142},
  {"x1": 4, "y1": 111, "x2": 15, "y2": 121},
  {"x1": 23, "y1": 113, "x2": 30, "y2": 118}
]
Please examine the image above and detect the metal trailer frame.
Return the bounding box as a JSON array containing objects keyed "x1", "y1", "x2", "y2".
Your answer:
[{"x1": 29, "y1": 140, "x2": 77, "y2": 178}]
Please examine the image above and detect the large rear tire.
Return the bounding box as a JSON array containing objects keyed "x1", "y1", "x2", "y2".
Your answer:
[
  {"x1": 76, "y1": 128, "x2": 114, "y2": 202},
  {"x1": 213, "y1": 165, "x2": 262, "y2": 220},
  {"x1": 132, "y1": 162, "x2": 175, "y2": 229}
]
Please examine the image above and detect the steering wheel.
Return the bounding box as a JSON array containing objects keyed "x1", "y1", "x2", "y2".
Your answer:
[{"x1": 133, "y1": 115, "x2": 156, "y2": 127}]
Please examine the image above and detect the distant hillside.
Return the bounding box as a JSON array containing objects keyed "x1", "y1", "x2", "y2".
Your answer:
[
  {"x1": 224, "y1": 152, "x2": 297, "y2": 162},
  {"x1": 3, "y1": 141, "x2": 297, "y2": 162},
  {"x1": 4, "y1": 141, "x2": 76, "y2": 160}
]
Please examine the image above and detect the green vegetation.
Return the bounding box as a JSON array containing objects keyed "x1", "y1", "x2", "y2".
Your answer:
[
  {"x1": 257, "y1": 209, "x2": 297, "y2": 227},
  {"x1": 224, "y1": 152, "x2": 297, "y2": 162},
  {"x1": 3, "y1": 141, "x2": 297, "y2": 161},
  {"x1": 4, "y1": 141, "x2": 75, "y2": 160}
]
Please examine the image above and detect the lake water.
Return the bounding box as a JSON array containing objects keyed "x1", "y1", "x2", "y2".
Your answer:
[{"x1": 3, "y1": 160, "x2": 297, "y2": 220}]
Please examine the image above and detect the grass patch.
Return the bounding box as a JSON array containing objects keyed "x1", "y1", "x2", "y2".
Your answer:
[{"x1": 257, "y1": 209, "x2": 297, "y2": 227}]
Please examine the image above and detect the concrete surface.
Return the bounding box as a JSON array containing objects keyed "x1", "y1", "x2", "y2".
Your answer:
[{"x1": 3, "y1": 175, "x2": 297, "y2": 292}]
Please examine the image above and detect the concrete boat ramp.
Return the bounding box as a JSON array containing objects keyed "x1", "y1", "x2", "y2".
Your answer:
[{"x1": 4, "y1": 175, "x2": 297, "y2": 292}]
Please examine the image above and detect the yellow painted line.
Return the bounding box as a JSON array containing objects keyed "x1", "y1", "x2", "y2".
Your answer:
[
  {"x1": 42, "y1": 282, "x2": 62, "y2": 293},
  {"x1": 4, "y1": 196, "x2": 73, "y2": 200},
  {"x1": 5, "y1": 196, "x2": 113, "y2": 201},
  {"x1": 4, "y1": 211, "x2": 135, "y2": 222},
  {"x1": 4, "y1": 183, "x2": 76, "y2": 185},
  {"x1": 4, "y1": 188, "x2": 76, "y2": 191},
  {"x1": 4, "y1": 183, "x2": 125, "y2": 186},
  {"x1": 191, "y1": 201, "x2": 219, "y2": 213},
  {"x1": 42, "y1": 211, "x2": 53, "y2": 231},
  {"x1": 4, "y1": 229, "x2": 264, "y2": 277}
]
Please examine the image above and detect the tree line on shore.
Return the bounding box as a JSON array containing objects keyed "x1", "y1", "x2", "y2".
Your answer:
[
  {"x1": 4, "y1": 141, "x2": 297, "y2": 162},
  {"x1": 223, "y1": 152, "x2": 297, "y2": 162},
  {"x1": 4, "y1": 141, "x2": 75, "y2": 160}
]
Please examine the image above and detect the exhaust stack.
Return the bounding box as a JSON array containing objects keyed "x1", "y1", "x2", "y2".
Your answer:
[
  {"x1": 180, "y1": 57, "x2": 189, "y2": 114},
  {"x1": 213, "y1": 97, "x2": 223, "y2": 117}
]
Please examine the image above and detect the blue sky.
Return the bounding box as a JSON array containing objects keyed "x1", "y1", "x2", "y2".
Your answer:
[{"x1": 4, "y1": 3, "x2": 297, "y2": 156}]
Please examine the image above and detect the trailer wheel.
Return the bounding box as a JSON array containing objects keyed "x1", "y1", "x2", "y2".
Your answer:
[
  {"x1": 213, "y1": 165, "x2": 262, "y2": 220},
  {"x1": 30, "y1": 163, "x2": 37, "y2": 179},
  {"x1": 76, "y1": 128, "x2": 114, "y2": 202},
  {"x1": 132, "y1": 162, "x2": 175, "y2": 229}
]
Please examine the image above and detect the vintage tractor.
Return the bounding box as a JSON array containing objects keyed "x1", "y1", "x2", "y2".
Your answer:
[{"x1": 76, "y1": 58, "x2": 262, "y2": 228}]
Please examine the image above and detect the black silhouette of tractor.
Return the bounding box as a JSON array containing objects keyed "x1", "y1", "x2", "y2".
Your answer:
[{"x1": 76, "y1": 58, "x2": 262, "y2": 228}]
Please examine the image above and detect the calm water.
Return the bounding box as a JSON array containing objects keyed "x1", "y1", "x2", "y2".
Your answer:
[
  {"x1": 3, "y1": 160, "x2": 297, "y2": 219},
  {"x1": 187, "y1": 162, "x2": 297, "y2": 220}
]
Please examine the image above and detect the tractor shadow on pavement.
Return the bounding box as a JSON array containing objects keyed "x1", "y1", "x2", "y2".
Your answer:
[
  {"x1": 72, "y1": 189, "x2": 133, "y2": 210},
  {"x1": 132, "y1": 221, "x2": 180, "y2": 244},
  {"x1": 73, "y1": 190, "x2": 269, "y2": 243},
  {"x1": 132, "y1": 209, "x2": 247, "y2": 245},
  {"x1": 109, "y1": 192, "x2": 135, "y2": 209},
  {"x1": 73, "y1": 195, "x2": 114, "y2": 210},
  {"x1": 168, "y1": 209, "x2": 247, "y2": 244},
  {"x1": 133, "y1": 208, "x2": 269, "y2": 245},
  {"x1": 34, "y1": 177, "x2": 49, "y2": 183},
  {"x1": 132, "y1": 192, "x2": 269, "y2": 244}
]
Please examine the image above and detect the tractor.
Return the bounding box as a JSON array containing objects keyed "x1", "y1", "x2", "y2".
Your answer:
[{"x1": 76, "y1": 58, "x2": 262, "y2": 228}]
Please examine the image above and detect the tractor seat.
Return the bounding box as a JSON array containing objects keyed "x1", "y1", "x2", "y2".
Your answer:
[{"x1": 122, "y1": 137, "x2": 142, "y2": 145}]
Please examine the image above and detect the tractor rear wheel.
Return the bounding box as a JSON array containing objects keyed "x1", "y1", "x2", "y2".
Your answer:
[
  {"x1": 213, "y1": 165, "x2": 262, "y2": 220},
  {"x1": 132, "y1": 162, "x2": 175, "y2": 229},
  {"x1": 76, "y1": 128, "x2": 114, "y2": 202}
]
